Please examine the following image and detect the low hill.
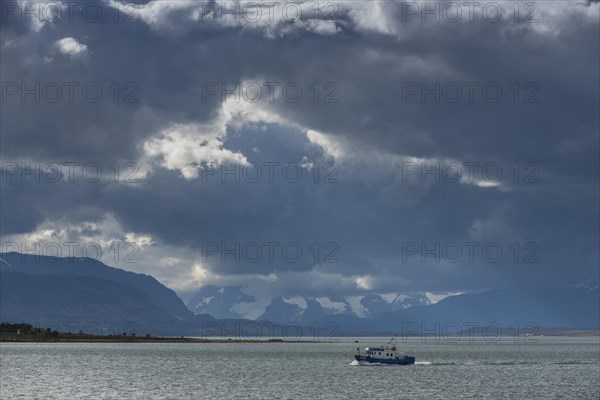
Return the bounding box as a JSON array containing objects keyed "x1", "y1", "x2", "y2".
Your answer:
[{"x1": 0, "y1": 253, "x2": 213, "y2": 335}]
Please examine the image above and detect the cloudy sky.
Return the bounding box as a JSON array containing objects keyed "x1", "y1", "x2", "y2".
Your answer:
[{"x1": 1, "y1": 1, "x2": 598, "y2": 303}]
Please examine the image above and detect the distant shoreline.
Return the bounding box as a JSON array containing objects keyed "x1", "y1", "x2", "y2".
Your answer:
[
  {"x1": 1, "y1": 322, "x2": 598, "y2": 343},
  {"x1": 0, "y1": 323, "x2": 317, "y2": 343},
  {"x1": 0, "y1": 337, "x2": 314, "y2": 343},
  {"x1": 3, "y1": 332, "x2": 599, "y2": 343}
]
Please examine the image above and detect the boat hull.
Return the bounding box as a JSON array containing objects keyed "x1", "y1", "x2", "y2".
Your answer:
[{"x1": 354, "y1": 355, "x2": 415, "y2": 365}]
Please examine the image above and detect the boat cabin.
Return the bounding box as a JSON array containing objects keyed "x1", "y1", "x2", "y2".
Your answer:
[{"x1": 363, "y1": 345, "x2": 401, "y2": 360}]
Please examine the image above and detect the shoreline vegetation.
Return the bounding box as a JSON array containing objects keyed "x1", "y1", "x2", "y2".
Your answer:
[{"x1": 0, "y1": 323, "x2": 309, "y2": 343}]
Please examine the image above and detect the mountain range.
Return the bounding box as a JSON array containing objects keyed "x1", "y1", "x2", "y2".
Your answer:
[
  {"x1": 1, "y1": 253, "x2": 598, "y2": 336},
  {"x1": 186, "y1": 286, "x2": 432, "y2": 324},
  {"x1": 321, "y1": 283, "x2": 600, "y2": 333}
]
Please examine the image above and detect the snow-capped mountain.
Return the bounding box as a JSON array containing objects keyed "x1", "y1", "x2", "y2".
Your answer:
[
  {"x1": 186, "y1": 284, "x2": 440, "y2": 323},
  {"x1": 258, "y1": 292, "x2": 432, "y2": 324},
  {"x1": 186, "y1": 286, "x2": 435, "y2": 323},
  {"x1": 186, "y1": 285, "x2": 257, "y2": 319},
  {"x1": 355, "y1": 293, "x2": 431, "y2": 318},
  {"x1": 257, "y1": 297, "x2": 345, "y2": 324}
]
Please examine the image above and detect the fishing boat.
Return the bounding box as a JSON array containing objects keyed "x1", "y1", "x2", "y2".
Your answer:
[{"x1": 354, "y1": 337, "x2": 415, "y2": 365}]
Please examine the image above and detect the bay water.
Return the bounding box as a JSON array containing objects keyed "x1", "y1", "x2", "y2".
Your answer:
[{"x1": 1, "y1": 336, "x2": 598, "y2": 399}]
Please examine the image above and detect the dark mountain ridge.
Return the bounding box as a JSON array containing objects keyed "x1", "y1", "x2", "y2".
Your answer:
[{"x1": 0, "y1": 252, "x2": 212, "y2": 335}]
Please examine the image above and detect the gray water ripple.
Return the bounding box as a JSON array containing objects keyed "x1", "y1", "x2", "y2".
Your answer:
[{"x1": 1, "y1": 337, "x2": 599, "y2": 399}]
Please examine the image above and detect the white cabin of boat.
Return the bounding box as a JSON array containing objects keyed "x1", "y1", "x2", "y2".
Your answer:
[{"x1": 363, "y1": 344, "x2": 401, "y2": 360}]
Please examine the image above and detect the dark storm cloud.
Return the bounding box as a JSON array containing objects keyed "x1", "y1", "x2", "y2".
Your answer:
[
  {"x1": 1, "y1": 1, "x2": 598, "y2": 295},
  {"x1": 2, "y1": 124, "x2": 597, "y2": 293}
]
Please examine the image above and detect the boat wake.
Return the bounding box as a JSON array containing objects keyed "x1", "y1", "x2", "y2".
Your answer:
[
  {"x1": 351, "y1": 360, "x2": 419, "y2": 366},
  {"x1": 351, "y1": 360, "x2": 387, "y2": 366},
  {"x1": 350, "y1": 360, "x2": 595, "y2": 367}
]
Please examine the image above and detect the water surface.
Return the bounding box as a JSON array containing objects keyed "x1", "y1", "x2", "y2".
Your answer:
[{"x1": 1, "y1": 337, "x2": 598, "y2": 399}]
